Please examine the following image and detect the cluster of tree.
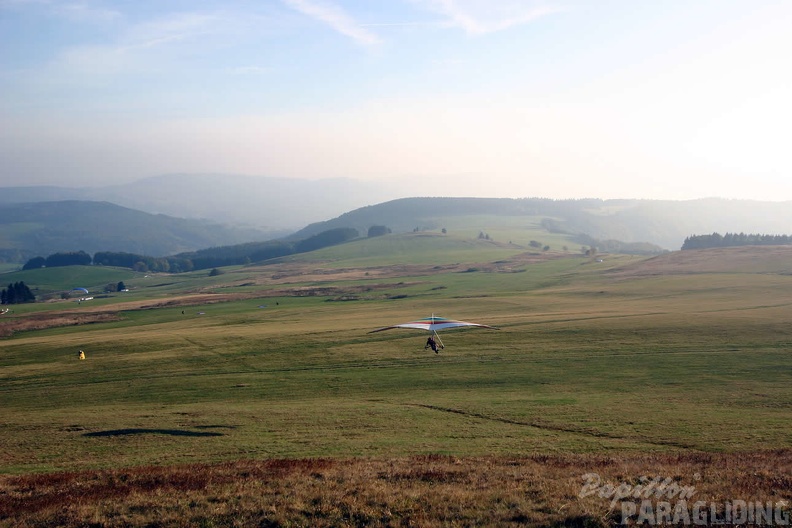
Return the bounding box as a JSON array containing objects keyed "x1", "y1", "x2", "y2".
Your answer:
[
  {"x1": 367, "y1": 225, "x2": 391, "y2": 237},
  {"x1": 20, "y1": 227, "x2": 362, "y2": 274},
  {"x1": 177, "y1": 228, "x2": 358, "y2": 269},
  {"x1": 23, "y1": 251, "x2": 92, "y2": 269},
  {"x1": 93, "y1": 252, "x2": 184, "y2": 273},
  {"x1": 24, "y1": 251, "x2": 182, "y2": 273},
  {"x1": 574, "y1": 234, "x2": 664, "y2": 255},
  {"x1": 682, "y1": 232, "x2": 792, "y2": 250},
  {"x1": 1, "y1": 281, "x2": 35, "y2": 305},
  {"x1": 527, "y1": 240, "x2": 552, "y2": 251},
  {"x1": 102, "y1": 281, "x2": 126, "y2": 293},
  {"x1": 295, "y1": 228, "x2": 359, "y2": 253}
]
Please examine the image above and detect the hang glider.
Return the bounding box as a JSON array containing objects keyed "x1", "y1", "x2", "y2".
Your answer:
[{"x1": 369, "y1": 314, "x2": 498, "y2": 352}]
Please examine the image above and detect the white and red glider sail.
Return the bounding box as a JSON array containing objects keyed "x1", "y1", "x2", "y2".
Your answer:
[
  {"x1": 369, "y1": 315, "x2": 498, "y2": 350},
  {"x1": 369, "y1": 314, "x2": 498, "y2": 334}
]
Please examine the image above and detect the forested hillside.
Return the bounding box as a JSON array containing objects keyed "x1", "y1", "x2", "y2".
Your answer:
[{"x1": 0, "y1": 201, "x2": 268, "y2": 263}]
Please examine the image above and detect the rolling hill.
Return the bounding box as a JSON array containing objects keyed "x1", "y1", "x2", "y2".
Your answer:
[
  {"x1": 291, "y1": 196, "x2": 792, "y2": 251},
  {"x1": 4, "y1": 175, "x2": 792, "y2": 253},
  {"x1": 0, "y1": 174, "x2": 399, "y2": 233},
  {"x1": 3, "y1": 182, "x2": 792, "y2": 268},
  {"x1": 0, "y1": 201, "x2": 270, "y2": 261}
]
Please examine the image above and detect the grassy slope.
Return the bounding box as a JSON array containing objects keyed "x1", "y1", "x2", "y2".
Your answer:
[
  {"x1": 290, "y1": 225, "x2": 579, "y2": 267},
  {"x1": 1, "y1": 246, "x2": 791, "y2": 476},
  {"x1": 1, "y1": 244, "x2": 792, "y2": 525},
  {"x1": 3, "y1": 266, "x2": 140, "y2": 296}
]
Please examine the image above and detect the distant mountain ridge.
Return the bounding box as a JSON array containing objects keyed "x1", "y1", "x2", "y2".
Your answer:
[
  {"x1": 0, "y1": 201, "x2": 270, "y2": 261},
  {"x1": 2, "y1": 178, "x2": 792, "y2": 265},
  {"x1": 0, "y1": 174, "x2": 401, "y2": 233}
]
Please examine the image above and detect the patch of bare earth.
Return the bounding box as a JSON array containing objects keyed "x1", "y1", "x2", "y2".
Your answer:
[{"x1": 1, "y1": 451, "x2": 789, "y2": 527}]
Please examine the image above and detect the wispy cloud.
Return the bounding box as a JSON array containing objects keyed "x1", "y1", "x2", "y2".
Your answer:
[
  {"x1": 47, "y1": 12, "x2": 224, "y2": 74},
  {"x1": 282, "y1": 0, "x2": 381, "y2": 46},
  {"x1": 413, "y1": 0, "x2": 563, "y2": 35},
  {"x1": 119, "y1": 12, "x2": 218, "y2": 50},
  {"x1": 54, "y1": 2, "x2": 121, "y2": 23},
  {"x1": 0, "y1": 0, "x2": 121, "y2": 22}
]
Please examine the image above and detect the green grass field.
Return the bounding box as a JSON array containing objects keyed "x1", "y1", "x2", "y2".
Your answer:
[
  {"x1": 2, "y1": 245, "x2": 791, "y2": 477},
  {"x1": 1, "y1": 244, "x2": 791, "y2": 526}
]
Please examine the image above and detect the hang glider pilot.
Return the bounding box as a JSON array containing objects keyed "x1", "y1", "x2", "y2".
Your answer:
[{"x1": 425, "y1": 336, "x2": 440, "y2": 353}]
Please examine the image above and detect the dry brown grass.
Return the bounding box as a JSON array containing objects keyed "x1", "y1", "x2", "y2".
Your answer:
[
  {"x1": 609, "y1": 246, "x2": 792, "y2": 278},
  {"x1": 249, "y1": 252, "x2": 562, "y2": 283},
  {"x1": 2, "y1": 451, "x2": 790, "y2": 527},
  {"x1": 0, "y1": 312, "x2": 122, "y2": 338}
]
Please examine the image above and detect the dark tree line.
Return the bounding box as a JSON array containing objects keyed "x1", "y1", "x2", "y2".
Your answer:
[
  {"x1": 295, "y1": 228, "x2": 358, "y2": 253},
  {"x1": 20, "y1": 227, "x2": 361, "y2": 274},
  {"x1": 367, "y1": 225, "x2": 391, "y2": 237},
  {"x1": 22, "y1": 256, "x2": 46, "y2": 270},
  {"x1": 22, "y1": 251, "x2": 91, "y2": 269},
  {"x1": 50, "y1": 251, "x2": 92, "y2": 267},
  {"x1": 682, "y1": 232, "x2": 792, "y2": 250},
  {"x1": 179, "y1": 240, "x2": 294, "y2": 270},
  {"x1": 94, "y1": 252, "x2": 182, "y2": 273},
  {"x1": 1, "y1": 281, "x2": 35, "y2": 305},
  {"x1": 573, "y1": 234, "x2": 664, "y2": 255}
]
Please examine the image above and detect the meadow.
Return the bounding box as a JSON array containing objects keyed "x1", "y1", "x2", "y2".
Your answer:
[{"x1": 1, "y1": 238, "x2": 791, "y2": 526}]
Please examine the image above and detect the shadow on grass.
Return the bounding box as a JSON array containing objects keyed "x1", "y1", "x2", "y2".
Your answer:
[{"x1": 83, "y1": 428, "x2": 225, "y2": 438}]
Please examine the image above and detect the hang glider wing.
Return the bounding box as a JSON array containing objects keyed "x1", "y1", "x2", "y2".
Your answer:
[{"x1": 369, "y1": 315, "x2": 498, "y2": 334}]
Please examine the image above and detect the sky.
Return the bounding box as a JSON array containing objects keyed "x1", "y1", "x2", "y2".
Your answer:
[{"x1": 1, "y1": 0, "x2": 791, "y2": 201}]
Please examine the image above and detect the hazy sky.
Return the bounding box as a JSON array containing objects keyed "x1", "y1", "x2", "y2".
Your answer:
[{"x1": 1, "y1": 0, "x2": 790, "y2": 200}]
